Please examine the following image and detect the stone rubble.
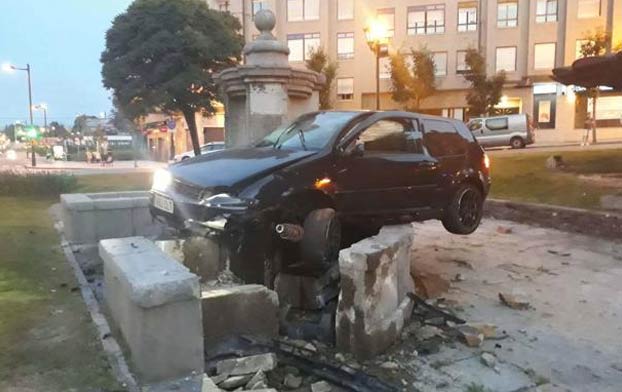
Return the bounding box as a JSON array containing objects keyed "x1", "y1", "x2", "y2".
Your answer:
[
  {"x1": 499, "y1": 292, "x2": 531, "y2": 310},
  {"x1": 217, "y1": 353, "x2": 278, "y2": 377}
]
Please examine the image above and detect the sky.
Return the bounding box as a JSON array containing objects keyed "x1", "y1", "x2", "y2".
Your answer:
[{"x1": 0, "y1": 0, "x2": 134, "y2": 128}]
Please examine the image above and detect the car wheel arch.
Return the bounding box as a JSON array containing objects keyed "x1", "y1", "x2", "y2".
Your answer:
[{"x1": 279, "y1": 189, "x2": 336, "y2": 221}]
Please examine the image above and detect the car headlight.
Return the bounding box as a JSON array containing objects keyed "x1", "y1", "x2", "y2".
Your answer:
[
  {"x1": 201, "y1": 193, "x2": 255, "y2": 210},
  {"x1": 152, "y1": 169, "x2": 172, "y2": 192}
]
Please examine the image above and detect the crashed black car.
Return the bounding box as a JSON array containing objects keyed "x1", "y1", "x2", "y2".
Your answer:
[{"x1": 150, "y1": 111, "x2": 490, "y2": 283}]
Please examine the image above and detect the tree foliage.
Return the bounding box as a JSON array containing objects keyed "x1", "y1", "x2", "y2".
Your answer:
[
  {"x1": 72, "y1": 115, "x2": 98, "y2": 135},
  {"x1": 101, "y1": 0, "x2": 243, "y2": 155},
  {"x1": 305, "y1": 47, "x2": 338, "y2": 110},
  {"x1": 463, "y1": 49, "x2": 506, "y2": 117},
  {"x1": 48, "y1": 121, "x2": 70, "y2": 138},
  {"x1": 389, "y1": 49, "x2": 436, "y2": 110},
  {"x1": 579, "y1": 28, "x2": 610, "y2": 57}
]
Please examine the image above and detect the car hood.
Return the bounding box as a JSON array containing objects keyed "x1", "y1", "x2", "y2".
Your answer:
[{"x1": 169, "y1": 147, "x2": 316, "y2": 189}]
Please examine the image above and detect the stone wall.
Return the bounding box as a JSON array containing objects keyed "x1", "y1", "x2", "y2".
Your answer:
[
  {"x1": 336, "y1": 225, "x2": 416, "y2": 360},
  {"x1": 61, "y1": 191, "x2": 162, "y2": 244}
]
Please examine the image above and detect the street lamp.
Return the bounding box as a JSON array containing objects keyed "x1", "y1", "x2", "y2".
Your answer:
[
  {"x1": 3, "y1": 63, "x2": 36, "y2": 166},
  {"x1": 33, "y1": 103, "x2": 48, "y2": 134},
  {"x1": 364, "y1": 20, "x2": 390, "y2": 110}
]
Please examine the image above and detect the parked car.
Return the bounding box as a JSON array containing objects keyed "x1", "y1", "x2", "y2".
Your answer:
[
  {"x1": 150, "y1": 111, "x2": 490, "y2": 283},
  {"x1": 466, "y1": 114, "x2": 535, "y2": 149},
  {"x1": 173, "y1": 141, "x2": 225, "y2": 162}
]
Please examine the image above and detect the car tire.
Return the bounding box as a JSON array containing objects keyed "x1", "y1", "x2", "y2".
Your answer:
[
  {"x1": 301, "y1": 208, "x2": 341, "y2": 266},
  {"x1": 442, "y1": 183, "x2": 484, "y2": 235},
  {"x1": 510, "y1": 137, "x2": 525, "y2": 149},
  {"x1": 181, "y1": 156, "x2": 190, "y2": 161}
]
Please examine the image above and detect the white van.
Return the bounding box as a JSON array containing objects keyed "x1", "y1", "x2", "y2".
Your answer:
[{"x1": 467, "y1": 114, "x2": 535, "y2": 149}]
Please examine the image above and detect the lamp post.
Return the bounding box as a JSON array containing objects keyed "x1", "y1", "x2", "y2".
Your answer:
[
  {"x1": 3, "y1": 63, "x2": 36, "y2": 166},
  {"x1": 33, "y1": 103, "x2": 48, "y2": 134},
  {"x1": 364, "y1": 21, "x2": 390, "y2": 110}
]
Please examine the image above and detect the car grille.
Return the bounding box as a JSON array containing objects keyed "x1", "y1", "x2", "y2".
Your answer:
[{"x1": 172, "y1": 180, "x2": 205, "y2": 201}]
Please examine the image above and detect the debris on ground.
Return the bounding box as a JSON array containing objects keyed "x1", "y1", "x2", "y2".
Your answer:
[
  {"x1": 545, "y1": 155, "x2": 565, "y2": 170},
  {"x1": 496, "y1": 225, "x2": 513, "y2": 234},
  {"x1": 481, "y1": 352, "x2": 497, "y2": 369},
  {"x1": 456, "y1": 325, "x2": 484, "y2": 347},
  {"x1": 413, "y1": 271, "x2": 450, "y2": 299},
  {"x1": 498, "y1": 292, "x2": 530, "y2": 310}
]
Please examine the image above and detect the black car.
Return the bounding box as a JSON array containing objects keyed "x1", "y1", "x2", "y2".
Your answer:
[{"x1": 151, "y1": 111, "x2": 490, "y2": 283}]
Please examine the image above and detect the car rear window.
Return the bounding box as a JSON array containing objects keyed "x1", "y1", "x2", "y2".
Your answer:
[{"x1": 422, "y1": 119, "x2": 467, "y2": 157}]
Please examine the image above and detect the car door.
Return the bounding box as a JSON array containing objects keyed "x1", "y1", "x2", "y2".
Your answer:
[
  {"x1": 421, "y1": 118, "x2": 469, "y2": 208},
  {"x1": 468, "y1": 119, "x2": 489, "y2": 146},
  {"x1": 483, "y1": 117, "x2": 510, "y2": 147},
  {"x1": 333, "y1": 115, "x2": 439, "y2": 217}
]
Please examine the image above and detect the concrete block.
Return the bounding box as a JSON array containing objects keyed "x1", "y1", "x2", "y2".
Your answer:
[
  {"x1": 336, "y1": 224, "x2": 415, "y2": 360},
  {"x1": 183, "y1": 237, "x2": 224, "y2": 282},
  {"x1": 61, "y1": 191, "x2": 162, "y2": 244},
  {"x1": 100, "y1": 237, "x2": 203, "y2": 383},
  {"x1": 216, "y1": 353, "x2": 277, "y2": 376},
  {"x1": 202, "y1": 285, "x2": 279, "y2": 350},
  {"x1": 274, "y1": 266, "x2": 339, "y2": 310}
]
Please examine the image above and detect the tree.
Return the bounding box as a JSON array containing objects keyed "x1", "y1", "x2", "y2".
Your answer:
[
  {"x1": 579, "y1": 28, "x2": 611, "y2": 143},
  {"x1": 305, "y1": 47, "x2": 338, "y2": 110},
  {"x1": 463, "y1": 49, "x2": 506, "y2": 117},
  {"x1": 48, "y1": 121, "x2": 70, "y2": 138},
  {"x1": 101, "y1": 0, "x2": 243, "y2": 156},
  {"x1": 3, "y1": 125, "x2": 16, "y2": 142},
  {"x1": 72, "y1": 115, "x2": 98, "y2": 135},
  {"x1": 389, "y1": 48, "x2": 436, "y2": 110}
]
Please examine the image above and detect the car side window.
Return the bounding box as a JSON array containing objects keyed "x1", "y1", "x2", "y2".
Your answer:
[
  {"x1": 485, "y1": 117, "x2": 509, "y2": 131},
  {"x1": 423, "y1": 119, "x2": 467, "y2": 157},
  {"x1": 355, "y1": 119, "x2": 416, "y2": 154}
]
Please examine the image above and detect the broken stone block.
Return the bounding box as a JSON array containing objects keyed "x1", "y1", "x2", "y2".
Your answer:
[
  {"x1": 311, "y1": 381, "x2": 332, "y2": 392},
  {"x1": 336, "y1": 224, "x2": 415, "y2": 360},
  {"x1": 496, "y1": 226, "x2": 513, "y2": 234},
  {"x1": 456, "y1": 325, "x2": 484, "y2": 347},
  {"x1": 201, "y1": 374, "x2": 221, "y2": 392},
  {"x1": 202, "y1": 285, "x2": 279, "y2": 351},
  {"x1": 283, "y1": 373, "x2": 303, "y2": 389},
  {"x1": 545, "y1": 155, "x2": 564, "y2": 170},
  {"x1": 481, "y1": 352, "x2": 497, "y2": 368},
  {"x1": 245, "y1": 370, "x2": 268, "y2": 389},
  {"x1": 219, "y1": 374, "x2": 253, "y2": 389},
  {"x1": 274, "y1": 267, "x2": 339, "y2": 310},
  {"x1": 414, "y1": 325, "x2": 444, "y2": 341},
  {"x1": 183, "y1": 236, "x2": 224, "y2": 282},
  {"x1": 413, "y1": 272, "x2": 450, "y2": 299},
  {"x1": 499, "y1": 292, "x2": 530, "y2": 310},
  {"x1": 380, "y1": 361, "x2": 399, "y2": 370},
  {"x1": 469, "y1": 323, "x2": 498, "y2": 339},
  {"x1": 216, "y1": 353, "x2": 277, "y2": 376}
]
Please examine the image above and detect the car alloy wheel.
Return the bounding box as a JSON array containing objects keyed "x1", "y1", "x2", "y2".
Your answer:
[{"x1": 457, "y1": 188, "x2": 481, "y2": 229}]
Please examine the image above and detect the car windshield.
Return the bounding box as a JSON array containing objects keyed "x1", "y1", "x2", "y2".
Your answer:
[{"x1": 256, "y1": 112, "x2": 362, "y2": 151}]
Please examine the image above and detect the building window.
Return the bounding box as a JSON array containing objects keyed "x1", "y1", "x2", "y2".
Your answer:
[
  {"x1": 497, "y1": 2, "x2": 518, "y2": 28},
  {"x1": 577, "y1": 0, "x2": 600, "y2": 18},
  {"x1": 337, "y1": 32, "x2": 354, "y2": 60},
  {"x1": 458, "y1": 3, "x2": 477, "y2": 32},
  {"x1": 496, "y1": 47, "x2": 516, "y2": 71},
  {"x1": 337, "y1": 78, "x2": 354, "y2": 100},
  {"x1": 456, "y1": 50, "x2": 469, "y2": 73},
  {"x1": 433, "y1": 52, "x2": 448, "y2": 76},
  {"x1": 287, "y1": 33, "x2": 320, "y2": 62},
  {"x1": 287, "y1": 0, "x2": 319, "y2": 22},
  {"x1": 536, "y1": 0, "x2": 557, "y2": 22},
  {"x1": 408, "y1": 5, "x2": 445, "y2": 35},
  {"x1": 379, "y1": 57, "x2": 391, "y2": 79},
  {"x1": 252, "y1": 0, "x2": 269, "y2": 17},
  {"x1": 337, "y1": 0, "x2": 354, "y2": 20},
  {"x1": 534, "y1": 43, "x2": 556, "y2": 69},
  {"x1": 377, "y1": 8, "x2": 395, "y2": 37}
]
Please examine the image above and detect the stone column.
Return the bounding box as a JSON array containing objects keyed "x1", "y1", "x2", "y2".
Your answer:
[{"x1": 215, "y1": 10, "x2": 324, "y2": 148}]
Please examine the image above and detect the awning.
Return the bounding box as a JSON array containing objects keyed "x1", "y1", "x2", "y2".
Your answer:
[{"x1": 552, "y1": 51, "x2": 622, "y2": 90}]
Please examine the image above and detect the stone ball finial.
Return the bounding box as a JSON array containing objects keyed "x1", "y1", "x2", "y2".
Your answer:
[{"x1": 254, "y1": 9, "x2": 276, "y2": 35}]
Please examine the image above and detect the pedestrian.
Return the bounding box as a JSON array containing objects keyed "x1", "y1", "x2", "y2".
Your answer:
[{"x1": 582, "y1": 113, "x2": 593, "y2": 146}]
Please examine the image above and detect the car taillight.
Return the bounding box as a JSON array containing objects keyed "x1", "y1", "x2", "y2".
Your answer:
[{"x1": 483, "y1": 153, "x2": 490, "y2": 171}]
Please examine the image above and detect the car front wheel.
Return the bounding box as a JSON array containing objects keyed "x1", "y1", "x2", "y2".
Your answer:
[
  {"x1": 510, "y1": 137, "x2": 525, "y2": 149},
  {"x1": 442, "y1": 183, "x2": 483, "y2": 235},
  {"x1": 300, "y1": 208, "x2": 341, "y2": 267}
]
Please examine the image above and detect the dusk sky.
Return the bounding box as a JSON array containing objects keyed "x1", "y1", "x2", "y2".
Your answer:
[{"x1": 0, "y1": 1, "x2": 133, "y2": 128}]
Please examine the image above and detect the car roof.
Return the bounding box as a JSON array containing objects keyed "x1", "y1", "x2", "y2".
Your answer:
[{"x1": 309, "y1": 110, "x2": 463, "y2": 124}]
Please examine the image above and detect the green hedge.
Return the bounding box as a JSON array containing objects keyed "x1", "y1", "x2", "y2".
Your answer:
[{"x1": 0, "y1": 172, "x2": 78, "y2": 197}]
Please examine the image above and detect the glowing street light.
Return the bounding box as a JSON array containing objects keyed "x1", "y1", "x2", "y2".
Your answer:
[
  {"x1": 364, "y1": 19, "x2": 390, "y2": 110},
  {"x1": 3, "y1": 62, "x2": 36, "y2": 166}
]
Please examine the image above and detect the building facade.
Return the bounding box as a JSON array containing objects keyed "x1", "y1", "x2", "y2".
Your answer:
[{"x1": 209, "y1": 0, "x2": 622, "y2": 142}]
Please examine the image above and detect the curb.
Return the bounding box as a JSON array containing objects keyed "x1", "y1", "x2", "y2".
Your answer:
[
  {"x1": 58, "y1": 236, "x2": 139, "y2": 392},
  {"x1": 485, "y1": 198, "x2": 622, "y2": 242}
]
